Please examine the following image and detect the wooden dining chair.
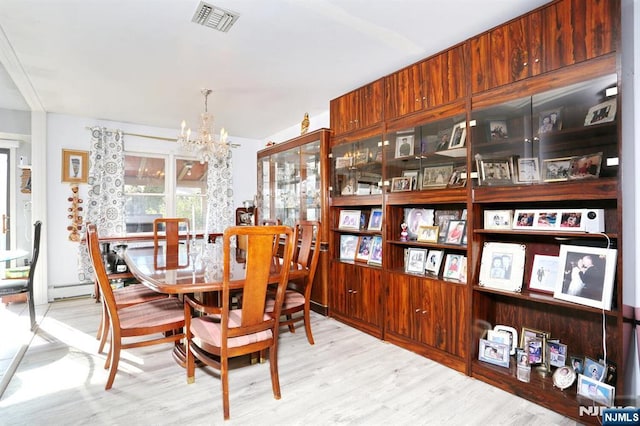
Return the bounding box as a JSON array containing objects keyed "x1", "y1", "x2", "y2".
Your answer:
[
  {"x1": 0, "y1": 221, "x2": 41, "y2": 331},
  {"x1": 265, "y1": 220, "x2": 321, "y2": 344},
  {"x1": 184, "y1": 225, "x2": 295, "y2": 420},
  {"x1": 86, "y1": 223, "x2": 185, "y2": 390},
  {"x1": 153, "y1": 217, "x2": 190, "y2": 269}
]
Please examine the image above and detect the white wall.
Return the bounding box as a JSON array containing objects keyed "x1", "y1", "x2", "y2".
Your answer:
[{"x1": 264, "y1": 111, "x2": 330, "y2": 143}]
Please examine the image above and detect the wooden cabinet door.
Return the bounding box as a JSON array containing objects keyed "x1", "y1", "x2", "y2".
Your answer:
[
  {"x1": 425, "y1": 45, "x2": 467, "y2": 107},
  {"x1": 330, "y1": 91, "x2": 358, "y2": 135},
  {"x1": 542, "y1": 0, "x2": 618, "y2": 73},
  {"x1": 351, "y1": 267, "x2": 382, "y2": 327},
  {"x1": 384, "y1": 64, "x2": 424, "y2": 120},
  {"x1": 385, "y1": 274, "x2": 416, "y2": 339},
  {"x1": 330, "y1": 261, "x2": 350, "y2": 316},
  {"x1": 359, "y1": 79, "x2": 384, "y2": 129}
]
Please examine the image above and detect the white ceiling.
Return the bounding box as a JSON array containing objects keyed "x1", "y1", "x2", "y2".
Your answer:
[{"x1": 0, "y1": 0, "x2": 551, "y2": 140}]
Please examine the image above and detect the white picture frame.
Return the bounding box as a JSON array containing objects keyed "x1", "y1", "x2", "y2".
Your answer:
[
  {"x1": 528, "y1": 254, "x2": 560, "y2": 294},
  {"x1": 553, "y1": 244, "x2": 617, "y2": 310},
  {"x1": 338, "y1": 210, "x2": 361, "y2": 230},
  {"x1": 558, "y1": 210, "x2": 585, "y2": 232},
  {"x1": 406, "y1": 248, "x2": 427, "y2": 274},
  {"x1": 532, "y1": 211, "x2": 560, "y2": 230},
  {"x1": 577, "y1": 374, "x2": 615, "y2": 406},
  {"x1": 395, "y1": 135, "x2": 415, "y2": 158},
  {"x1": 516, "y1": 157, "x2": 541, "y2": 183},
  {"x1": 339, "y1": 235, "x2": 358, "y2": 261},
  {"x1": 448, "y1": 121, "x2": 467, "y2": 149},
  {"x1": 478, "y1": 338, "x2": 510, "y2": 368},
  {"x1": 512, "y1": 210, "x2": 536, "y2": 230},
  {"x1": 368, "y1": 235, "x2": 383, "y2": 266},
  {"x1": 367, "y1": 208, "x2": 383, "y2": 231},
  {"x1": 479, "y1": 242, "x2": 526, "y2": 292},
  {"x1": 425, "y1": 250, "x2": 444, "y2": 275},
  {"x1": 484, "y1": 210, "x2": 512, "y2": 230},
  {"x1": 442, "y1": 253, "x2": 464, "y2": 280},
  {"x1": 584, "y1": 98, "x2": 617, "y2": 126}
]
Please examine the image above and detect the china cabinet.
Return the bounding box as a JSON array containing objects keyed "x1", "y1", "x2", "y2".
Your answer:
[{"x1": 256, "y1": 128, "x2": 331, "y2": 314}]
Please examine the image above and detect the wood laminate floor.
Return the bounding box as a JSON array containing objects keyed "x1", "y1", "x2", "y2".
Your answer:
[{"x1": 0, "y1": 298, "x2": 577, "y2": 425}]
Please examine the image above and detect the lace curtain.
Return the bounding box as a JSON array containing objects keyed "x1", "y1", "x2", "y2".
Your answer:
[
  {"x1": 77, "y1": 127, "x2": 126, "y2": 281},
  {"x1": 204, "y1": 153, "x2": 235, "y2": 236}
]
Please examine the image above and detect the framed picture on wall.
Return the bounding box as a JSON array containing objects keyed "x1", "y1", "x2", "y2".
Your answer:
[{"x1": 61, "y1": 149, "x2": 89, "y2": 183}]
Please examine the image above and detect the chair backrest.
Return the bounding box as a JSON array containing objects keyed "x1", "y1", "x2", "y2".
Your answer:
[
  {"x1": 26, "y1": 221, "x2": 42, "y2": 290},
  {"x1": 292, "y1": 220, "x2": 321, "y2": 290},
  {"x1": 86, "y1": 223, "x2": 120, "y2": 329},
  {"x1": 153, "y1": 218, "x2": 190, "y2": 269},
  {"x1": 221, "y1": 225, "x2": 294, "y2": 343}
]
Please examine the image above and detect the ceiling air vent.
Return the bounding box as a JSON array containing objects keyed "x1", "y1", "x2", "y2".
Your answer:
[{"x1": 191, "y1": 1, "x2": 240, "y2": 33}]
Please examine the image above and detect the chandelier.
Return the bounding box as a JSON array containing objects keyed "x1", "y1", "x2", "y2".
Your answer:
[{"x1": 178, "y1": 88, "x2": 230, "y2": 163}]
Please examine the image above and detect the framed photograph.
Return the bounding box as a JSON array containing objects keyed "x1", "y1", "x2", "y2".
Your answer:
[
  {"x1": 354, "y1": 236, "x2": 373, "y2": 262},
  {"x1": 479, "y1": 158, "x2": 514, "y2": 186},
  {"x1": 517, "y1": 347, "x2": 530, "y2": 367},
  {"x1": 339, "y1": 235, "x2": 358, "y2": 261},
  {"x1": 554, "y1": 244, "x2": 617, "y2": 310},
  {"x1": 447, "y1": 165, "x2": 467, "y2": 188},
  {"x1": 528, "y1": 254, "x2": 560, "y2": 294},
  {"x1": 443, "y1": 254, "x2": 464, "y2": 280},
  {"x1": 553, "y1": 366, "x2": 576, "y2": 390},
  {"x1": 484, "y1": 210, "x2": 512, "y2": 230},
  {"x1": 335, "y1": 156, "x2": 353, "y2": 169},
  {"x1": 520, "y1": 327, "x2": 548, "y2": 365},
  {"x1": 493, "y1": 325, "x2": 518, "y2": 355},
  {"x1": 434, "y1": 210, "x2": 461, "y2": 243},
  {"x1": 367, "y1": 208, "x2": 383, "y2": 231},
  {"x1": 542, "y1": 157, "x2": 572, "y2": 182},
  {"x1": 577, "y1": 374, "x2": 615, "y2": 406},
  {"x1": 341, "y1": 177, "x2": 356, "y2": 195},
  {"x1": 571, "y1": 356, "x2": 585, "y2": 375},
  {"x1": 61, "y1": 149, "x2": 89, "y2": 183},
  {"x1": 478, "y1": 338, "x2": 510, "y2": 368},
  {"x1": 444, "y1": 220, "x2": 466, "y2": 245},
  {"x1": 422, "y1": 164, "x2": 453, "y2": 188},
  {"x1": 405, "y1": 208, "x2": 435, "y2": 240},
  {"x1": 368, "y1": 235, "x2": 383, "y2": 266},
  {"x1": 538, "y1": 108, "x2": 562, "y2": 134},
  {"x1": 448, "y1": 121, "x2": 467, "y2": 149},
  {"x1": 533, "y1": 211, "x2": 559, "y2": 229},
  {"x1": 421, "y1": 134, "x2": 440, "y2": 154},
  {"x1": 395, "y1": 135, "x2": 415, "y2": 158},
  {"x1": 458, "y1": 256, "x2": 468, "y2": 283},
  {"x1": 479, "y1": 242, "x2": 526, "y2": 292},
  {"x1": 402, "y1": 169, "x2": 420, "y2": 190},
  {"x1": 516, "y1": 157, "x2": 541, "y2": 183},
  {"x1": 425, "y1": 250, "x2": 444, "y2": 275},
  {"x1": 558, "y1": 210, "x2": 585, "y2": 231},
  {"x1": 489, "y1": 120, "x2": 508, "y2": 140},
  {"x1": 338, "y1": 210, "x2": 361, "y2": 230},
  {"x1": 548, "y1": 341, "x2": 568, "y2": 368},
  {"x1": 512, "y1": 210, "x2": 535, "y2": 230},
  {"x1": 584, "y1": 98, "x2": 617, "y2": 126},
  {"x1": 436, "y1": 128, "x2": 452, "y2": 151},
  {"x1": 391, "y1": 176, "x2": 413, "y2": 192},
  {"x1": 569, "y1": 152, "x2": 602, "y2": 180},
  {"x1": 584, "y1": 357, "x2": 606, "y2": 381},
  {"x1": 417, "y1": 225, "x2": 439, "y2": 243},
  {"x1": 406, "y1": 248, "x2": 427, "y2": 274}
]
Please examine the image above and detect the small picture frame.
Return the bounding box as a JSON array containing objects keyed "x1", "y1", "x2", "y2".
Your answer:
[
  {"x1": 444, "y1": 220, "x2": 466, "y2": 245},
  {"x1": 436, "y1": 128, "x2": 452, "y2": 151},
  {"x1": 552, "y1": 366, "x2": 576, "y2": 390},
  {"x1": 479, "y1": 158, "x2": 514, "y2": 186},
  {"x1": 402, "y1": 169, "x2": 420, "y2": 190},
  {"x1": 354, "y1": 149, "x2": 369, "y2": 165},
  {"x1": 425, "y1": 250, "x2": 444, "y2": 275},
  {"x1": 584, "y1": 98, "x2": 617, "y2": 126},
  {"x1": 484, "y1": 210, "x2": 512, "y2": 230},
  {"x1": 417, "y1": 225, "x2": 439, "y2": 243},
  {"x1": 447, "y1": 165, "x2": 467, "y2": 188},
  {"x1": 338, "y1": 210, "x2": 362, "y2": 230},
  {"x1": 554, "y1": 244, "x2": 617, "y2": 310},
  {"x1": 571, "y1": 356, "x2": 585, "y2": 375},
  {"x1": 339, "y1": 235, "x2": 359, "y2": 261},
  {"x1": 538, "y1": 108, "x2": 563, "y2": 134},
  {"x1": 61, "y1": 149, "x2": 89, "y2": 183},
  {"x1": 517, "y1": 348, "x2": 530, "y2": 367},
  {"x1": 512, "y1": 210, "x2": 535, "y2": 230},
  {"x1": 577, "y1": 374, "x2": 615, "y2": 406},
  {"x1": 493, "y1": 325, "x2": 518, "y2": 355},
  {"x1": 335, "y1": 156, "x2": 353, "y2": 169},
  {"x1": 488, "y1": 120, "x2": 508, "y2": 140},
  {"x1": 434, "y1": 210, "x2": 461, "y2": 243},
  {"x1": 355, "y1": 236, "x2": 373, "y2": 262},
  {"x1": 542, "y1": 157, "x2": 572, "y2": 182},
  {"x1": 406, "y1": 248, "x2": 427, "y2": 274},
  {"x1": 533, "y1": 211, "x2": 559, "y2": 229},
  {"x1": 520, "y1": 327, "x2": 548, "y2": 365},
  {"x1": 528, "y1": 254, "x2": 560, "y2": 294},
  {"x1": 558, "y1": 210, "x2": 584, "y2": 231},
  {"x1": 584, "y1": 357, "x2": 606, "y2": 381},
  {"x1": 391, "y1": 176, "x2": 413, "y2": 192},
  {"x1": 458, "y1": 256, "x2": 468, "y2": 283},
  {"x1": 548, "y1": 341, "x2": 568, "y2": 368},
  {"x1": 478, "y1": 338, "x2": 510, "y2": 368},
  {"x1": 405, "y1": 208, "x2": 435, "y2": 240},
  {"x1": 367, "y1": 235, "x2": 383, "y2": 266},
  {"x1": 479, "y1": 242, "x2": 526, "y2": 292},
  {"x1": 422, "y1": 165, "x2": 454, "y2": 188},
  {"x1": 569, "y1": 152, "x2": 603, "y2": 180},
  {"x1": 367, "y1": 208, "x2": 383, "y2": 231},
  {"x1": 395, "y1": 135, "x2": 415, "y2": 158},
  {"x1": 448, "y1": 121, "x2": 467, "y2": 149},
  {"x1": 442, "y1": 254, "x2": 464, "y2": 280},
  {"x1": 516, "y1": 157, "x2": 541, "y2": 183}
]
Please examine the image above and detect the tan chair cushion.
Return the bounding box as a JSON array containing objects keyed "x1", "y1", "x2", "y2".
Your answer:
[
  {"x1": 118, "y1": 298, "x2": 184, "y2": 330},
  {"x1": 191, "y1": 309, "x2": 273, "y2": 348},
  {"x1": 265, "y1": 290, "x2": 305, "y2": 312}
]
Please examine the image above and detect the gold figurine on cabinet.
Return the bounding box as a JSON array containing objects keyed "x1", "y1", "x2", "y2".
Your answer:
[
  {"x1": 301, "y1": 112, "x2": 309, "y2": 135},
  {"x1": 67, "y1": 184, "x2": 84, "y2": 242}
]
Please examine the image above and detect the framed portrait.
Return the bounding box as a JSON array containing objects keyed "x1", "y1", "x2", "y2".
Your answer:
[
  {"x1": 355, "y1": 236, "x2": 373, "y2": 262},
  {"x1": 538, "y1": 108, "x2": 563, "y2": 134},
  {"x1": 516, "y1": 157, "x2": 541, "y2": 183},
  {"x1": 434, "y1": 210, "x2": 461, "y2": 243},
  {"x1": 569, "y1": 152, "x2": 602, "y2": 180},
  {"x1": 436, "y1": 128, "x2": 452, "y2": 151},
  {"x1": 493, "y1": 325, "x2": 518, "y2": 355},
  {"x1": 542, "y1": 157, "x2": 572, "y2": 182},
  {"x1": 552, "y1": 366, "x2": 576, "y2": 390},
  {"x1": 425, "y1": 250, "x2": 444, "y2": 275},
  {"x1": 479, "y1": 158, "x2": 514, "y2": 186},
  {"x1": 341, "y1": 177, "x2": 356, "y2": 195},
  {"x1": 478, "y1": 338, "x2": 510, "y2": 368},
  {"x1": 520, "y1": 327, "x2": 549, "y2": 365},
  {"x1": 577, "y1": 374, "x2": 615, "y2": 406},
  {"x1": 479, "y1": 242, "x2": 526, "y2": 292},
  {"x1": 558, "y1": 210, "x2": 585, "y2": 231},
  {"x1": 488, "y1": 120, "x2": 508, "y2": 140},
  {"x1": 533, "y1": 211, "x2": 559, "y2": 229},
  {"x1": 405, "y1": 208, "x2": 435, "y2": 240},
  {"x1": 442, "y1": 254, "x2": 464, "y2": 280},
  {"x1": 61, "y1": 149, "x2": 89, "y2": 184},
  {"x1": 553, "y1": 244, "x2": 617, "y2": 310},
  {"x1": 335, "y1": 156, "x2": 353, "y2": 169},
  {"x1": 448, "y1": 121, "x2": 467, "y2": 149},
  {"x1": 584, "y1": 98, "x2": 617, "y2": 126},
  {"x1": 395, "y1": 135, "x2": 415, "y2": 158},
  {"x1": 422, "y1": 164, "x2": 454, "y2": 188},
  {"x1": 528, "y1": 254, "x2": 560, "y2": 294},
  {"x1": 458, "y1": 256, "x2": 468, "y2": 283},
  {"x1": 421, "y1": 134, "x2": 440, "y2": 154},
  {"x1": 402, "y1": 169, "x2": 420, "y2": 190},
  {"x1": 367, "y1": 208, "x2": 383, "y2": 231},
  {"x1": 354, "y1": 149, "x2": 369, "y2": 165},
  {"x1": 338, "y1": 210, "x2": 361, "y2": 230},
  {"x1": 405, "y1": 248, "x2": 427, "y2": 274},
  {"x1": 584, "y1": 357, "x2": 606, "y2": 381},
  {"x1": 339, "y1": 235, "x2": 358, "y2": 261},
  {"x1": 517, "y1": 348, "x2": 530, "y2": 367},
  {"x1": 547, "y1": 341, "x2": 568, "y2": 368},
  {"x1": 512, "y1": 210, "x2": 535, "y2": 230},
  {"x1": 391, "y1": 176, "x2": 412, "y2": 192},
  {"x1": 444, "y1": 220, "x2": 466, "y2": 245},
  {"x1": 447, "y1": 165, "x2": 467, "y2": 188},
  {"x1": 571, "y1": 356, "x2": 585, "y2": 375},
  {"x1": 484, "y1": 210, "x2": 512, "y2": 230},
  {"x1": 417, "y1": 225, "x2": 439, "y2": 243},
  {"x1": 367, "y1": 235, "x2": 383, "y2": 266}
]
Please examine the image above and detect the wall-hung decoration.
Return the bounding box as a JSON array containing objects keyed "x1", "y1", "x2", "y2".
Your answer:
[
  {"x1": 62, "y1": 149, "x2": 89, "y2": 183},
  {"x1": 67, "y1": 184, "x2": 84, "y2": 242}
]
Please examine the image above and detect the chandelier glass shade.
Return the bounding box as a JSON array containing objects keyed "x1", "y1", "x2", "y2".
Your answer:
[{"x1": 178, "y1": 88, "x2": 229, "y2": 163}]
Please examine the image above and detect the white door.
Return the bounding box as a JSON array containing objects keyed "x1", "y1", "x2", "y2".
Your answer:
[{"x1": 0, "y1": 148, "x2": 9, "y2": 254}]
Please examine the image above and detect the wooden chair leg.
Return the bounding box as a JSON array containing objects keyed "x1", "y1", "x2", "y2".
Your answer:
[
  {"x1": 286, "y1": 314, "x2": 295, "y2": 333},
  {"x1": 303, "y1": 308, "x2": 314, "y2": 345},
  {"x1": 105, "y1": 339, "x2": 120, "y2": 390},
  {"x1": 221, "y1": 357, "x2": 230, "y2": 420},
  {"x1": 98, "y1": 302, "x2": 110, "y2": 354},
  {"x1": 186, "y1": 342, "x2": 195, "y2": 384},
  {"x1": 269, "y1": 343, "x2": 281, "y2": 400}
]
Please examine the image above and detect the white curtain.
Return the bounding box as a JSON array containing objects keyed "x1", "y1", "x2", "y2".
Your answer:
[
  {"x1": 77, "y1": 127, "x2": 126, "y2": 281},
  {"x1": 204, "y1": 152, "x2": 235, "y2": 235}
]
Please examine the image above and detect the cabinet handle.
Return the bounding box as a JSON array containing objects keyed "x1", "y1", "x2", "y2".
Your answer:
[
  {"x1": 415, "y1": 308, "x2": 420, "y2": 313},
  {"x1": 422, "y1": 310, "x2": 428, "y2": 314},
  {"x1": 523, "y1": 62, "x2": 528, "y2": 67},
  {"x1": 534, "y1": 58, "x2": 540, "y2": 63}
]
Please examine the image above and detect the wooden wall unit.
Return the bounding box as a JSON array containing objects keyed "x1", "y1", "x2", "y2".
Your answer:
[{"x1": 330, "y1": 79, "x2": 384, "y2": 137}]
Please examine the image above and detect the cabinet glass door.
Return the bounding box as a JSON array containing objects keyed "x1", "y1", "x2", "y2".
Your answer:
[
  {"x1": 300, "y1": 140, "x2": 321, "y2": 221},
  {"x1": 331, "y1": 136, "x2": 382, "y2": 197},
  {"x1": 272, "y1": 146, "x2": 301, "y2": 227}
]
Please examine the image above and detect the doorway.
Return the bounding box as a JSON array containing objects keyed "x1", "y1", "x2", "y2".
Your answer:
[{"x1": 0, "y1": 148, "x2": 9, "y2": 254}]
